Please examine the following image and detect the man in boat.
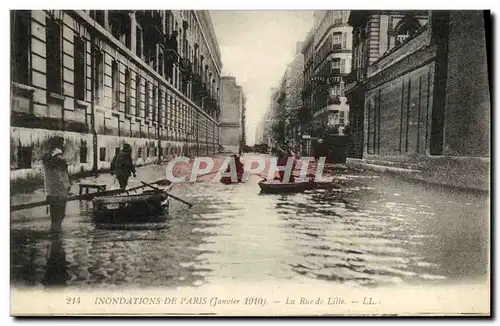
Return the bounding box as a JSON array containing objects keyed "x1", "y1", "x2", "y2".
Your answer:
[
  {"x1": 110, "y1": 143, "x2": 136, "y2": 190},
  {"x1": 276, "y1": 148, "x2": 295, "y2": 183},
  {"x1": 221, "y1": 154, "x2": 244, "y2": 183},
  {"x1": 42, "y1": 136, "x2": 72, "y2": 232},
  {"x1": 234, "y1": 154, "x2": 244, "y2": 176}
]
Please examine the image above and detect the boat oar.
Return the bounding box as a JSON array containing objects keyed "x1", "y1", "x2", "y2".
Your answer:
[
  {"x1": 140, "y1": 181, "x2": 193, "y2": 208},
  {"x1": 197, "y1": 170, "x2": 221, "y2": 178},
  {"x1": 10, "y1": 178, "x2": 169, "y2": 212}
]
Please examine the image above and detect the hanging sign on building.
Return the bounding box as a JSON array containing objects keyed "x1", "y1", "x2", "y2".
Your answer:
[
  {"x1": 311, "y1": 76, "x2": 327, "y2": 83},
  {"x1": 328, "y1": 76, "x2": 344, "y2": 84}
]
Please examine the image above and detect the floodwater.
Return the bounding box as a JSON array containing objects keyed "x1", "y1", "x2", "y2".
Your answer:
[{"x1": 10, "y1": 155, "x2": 489, "y2": 289}]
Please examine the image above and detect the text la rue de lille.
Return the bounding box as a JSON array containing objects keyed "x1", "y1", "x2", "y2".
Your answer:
[{"x1": 93, "y1": 296, "x2": 368, "y2": 307}]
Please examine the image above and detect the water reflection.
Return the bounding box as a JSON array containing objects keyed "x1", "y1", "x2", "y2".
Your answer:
[
  {"x1": 42, "y1": 232, "x2": 70, "y2": 287},
  {"x1": 10, "y1": 163, "x2": 489, "y2": 289}
]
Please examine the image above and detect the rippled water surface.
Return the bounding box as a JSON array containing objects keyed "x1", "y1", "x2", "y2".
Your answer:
[{"x1": 10, "y1": 156, "x2": 489, "y2": 289}]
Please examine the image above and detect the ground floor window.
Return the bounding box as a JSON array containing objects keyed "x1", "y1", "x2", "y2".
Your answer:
[
  {"x1": 99, "y1": 147, "x2": 106, "y2": 161},
  {"x1": 17, "y1": 146, "x2": 32, "y2": 169},
  {"x1": 80, "y1": 145, "x2": 88, "y2": 163}
]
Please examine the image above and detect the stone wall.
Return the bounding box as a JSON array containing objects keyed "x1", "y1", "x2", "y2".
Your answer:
[{"x1": 443, "y1": 11, "x2": 490, "y2": 157}]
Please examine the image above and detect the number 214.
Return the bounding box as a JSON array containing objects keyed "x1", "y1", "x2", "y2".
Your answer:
[{"x1": 66, "y1": 297, "x2": 81, "y2": 304}]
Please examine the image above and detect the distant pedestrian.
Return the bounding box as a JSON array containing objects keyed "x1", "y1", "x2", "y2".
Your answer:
[
  {"x1": 110, "y1": 143, "x2": 136, "y2": 190},
  {"x1": 42, "y1": 136, "x2": 72, "y2": 232}
]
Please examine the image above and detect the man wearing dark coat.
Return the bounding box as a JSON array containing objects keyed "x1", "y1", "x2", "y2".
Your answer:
[
  {"x1": 110, "y1": 143, "x2": 136, "y2": 190},
  {"x1": 42, "y1": 136, "x2": 72, "y2": 232}
]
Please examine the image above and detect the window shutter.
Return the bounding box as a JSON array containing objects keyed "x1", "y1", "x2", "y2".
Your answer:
[
  {"x1": 343, "y1": 32, "x2": 347, "y2": 49},
  {"x1": 340, "y1": 59, "x2": 345, "y2": 73}
]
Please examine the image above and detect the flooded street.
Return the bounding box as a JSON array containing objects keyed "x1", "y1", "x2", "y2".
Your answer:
[{"x1": 10, "y1": 155, "x2": 489, "y2": 289}]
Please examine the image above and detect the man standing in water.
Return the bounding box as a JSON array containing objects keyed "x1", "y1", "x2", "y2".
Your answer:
[
  {"x1": 42, "y1": 136, "x2": 72, "y2": 232},
  {"x1": 110, "y1": 143, "x2": 136, "y2": 190}
]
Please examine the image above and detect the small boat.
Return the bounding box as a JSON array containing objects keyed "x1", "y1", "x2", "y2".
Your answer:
[
  {"x1": 258, "y1": 179, "x2": 314, "y2": 194},
  {"x1": 91, "y1": 183, "x2": 172, "y2": 224},
  {"x1": 258, "y1": 179, "x2": 340, "y2": 194}
]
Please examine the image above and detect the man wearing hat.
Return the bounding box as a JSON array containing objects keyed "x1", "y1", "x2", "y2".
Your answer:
[
  {"x1": 42, "y1": 136, "x2": 72, "y2": 232},
  {"x1": 110, "y1": 143, "x2": 136, "y2": 190}
]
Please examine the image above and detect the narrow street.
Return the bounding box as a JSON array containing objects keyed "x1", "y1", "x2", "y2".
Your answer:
[{"x1": 10, "y1": 155, "x2": 489, "y2": 289}]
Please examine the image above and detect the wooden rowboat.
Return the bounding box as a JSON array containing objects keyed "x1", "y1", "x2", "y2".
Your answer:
[
  {"x1": 92, "y1": 184, "x2": 172, "y2": 224},
  {"x1": 258, "y1": 179, "x2": 340, "y2": 194},
  {"x1": 258, "y1": 180, "x2": 315, "y2": 194}
]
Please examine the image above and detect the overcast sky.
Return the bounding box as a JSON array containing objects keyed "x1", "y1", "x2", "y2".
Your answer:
[{"x1": 210, "y1": 10, "x2": 314, "y2": 146}]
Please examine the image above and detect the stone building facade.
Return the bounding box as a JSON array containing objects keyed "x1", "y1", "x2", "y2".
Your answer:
[
  {"x1": 10, "y1": 10, "x2": 222, "y2": 184},
  {"x1": 345, "y1": 10, "x2": 490, "y2": 191},
  {"x1": 219, "y1": 76, "x2": 245, "y2": 153},
  {"x1": 300, "y1": 11, "x2": 353, "y2": 155},
  {"x1": 276, "y1": 49, "x2": 304, "y2": 151},
  {"x1": 300, "y1": 31, "x2": 315, "y2": 154}
]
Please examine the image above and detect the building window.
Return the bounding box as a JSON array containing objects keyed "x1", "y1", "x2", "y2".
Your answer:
[
  {"x1": 334, "y1": 11, "x2": 343, "y2": 25},
  {"x1": 108, "y1": 10, "x2": 130, "y2": 46},
  {"x1": 46, "y1": 16, "x2": 62, "y2": 94},
  {"x1": 331, "y1": 58, "x2": 341, "y2": 74},
  {"x1": 111, "y1": 60, "x2": 119, "y2": 110},
  {"x1": 147, "y1": 146, "x2": 150, "y2": 157},
  {"x1": 339, "y1": 111, "x2": 345, "y2": 125},
  {"x1": 332, "y1": 32, "x2": 342, "y2": 49},
  {"x1": 145, "y1": 38, "x2": 157, "y2": 70},
  {"x1": 93, "y1": 50, "x2": 104, "y2": 104},
  {"x1": 167, "y1": 95, "x2": 172, "y2": 127},
  {"x1": 159, "y1": 89, "x2": 164, "y2": 125},
  {"x1": 136, "y1": 26, "x2": 143, "y2": 58},
  {"x1": 135, "y1": 75, "x2": 141, "y2": 116},
  {"x1": 158, "y1": 49, "x2": 164, "y2": 76},
  {"x1": 90, "y1": 10, "x2": 105, "y2": 26},
  {"x1": 145, "y1": 81, "x2": 150, "y2": 119},
  {"x1": 125, "y1": 68, "x2": 131, "y2": 114},
  {"x1": 152, "y1": 85, "x2": 157, "y2": 122},
  {"x1": 99, "y1": 147, "x2": 106, "y2": 161},
  {"x1": 11, "y1": 10, "x2": 31, "y2": 85},
  {"x1": 80, "y1": 144, "x2": 88, "y2": 163},
  {"x1": 74, "y1": 36, "x2": 86, "y2": 102},
  {"x1": 17, "y1": 146, "x2": 32, "y2": 169},
  {"x1": 166, "y1": 11, "x2": 171, "y2": 35},
  {"x1": 137, "y1": 147, "x2": 142, "y2": 158}
]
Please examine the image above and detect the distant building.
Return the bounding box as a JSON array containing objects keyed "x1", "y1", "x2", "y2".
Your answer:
[
  {"x1": 10, "y1": 10, "x2": 222, "y2": 184},
  {"x1": 345, "y1": 10, "x2": 490, "y2": 191},
  {"x1": 255, "y1": 117, "x2": 264, "y2": 145},
  {"x1": 301, "y1": 11, "x2": 353, "y2": 155},
  {"x1": 276, "y1": 49, "x2": 304, "y2": 151},
  {"x1": 219, "y1": 76, "x2": 245, "y2": 153},
  {"x1": 267, "y1": 88, "x2": 280, "y2": 150},
  {"x1": 311, "y1": 11, "x2": 353, "y2": 136},
  {"x1": 301, "y1": 30, "x2": 315, "y2": 155}
]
